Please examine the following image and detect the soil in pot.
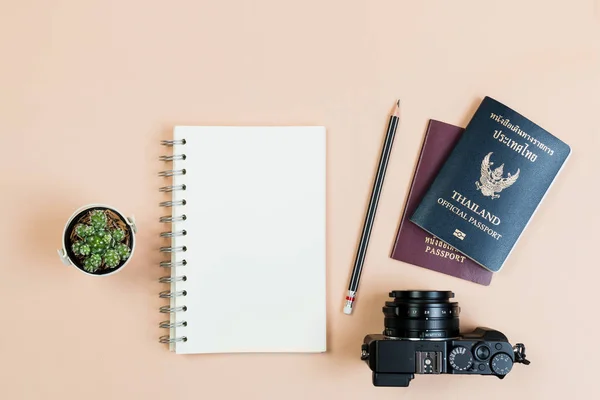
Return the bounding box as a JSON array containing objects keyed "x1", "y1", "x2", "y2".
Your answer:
[{"x1": 65, "y1": 207, "x2": 133, "y2": 275}]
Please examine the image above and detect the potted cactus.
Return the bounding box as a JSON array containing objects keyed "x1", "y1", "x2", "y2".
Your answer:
[{"x1": 58, "y1": 205, "x2": 137, "y2": 275}]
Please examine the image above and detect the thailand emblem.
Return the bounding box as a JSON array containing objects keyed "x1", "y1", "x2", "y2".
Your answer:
[{"x1": 475, "y1": 152, "x2": 520, "y2": 199}]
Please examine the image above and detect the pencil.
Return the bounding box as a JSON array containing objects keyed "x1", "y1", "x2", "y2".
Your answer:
[{"x1": 343, "y1": 100, "x2": 400, "y2": 315}]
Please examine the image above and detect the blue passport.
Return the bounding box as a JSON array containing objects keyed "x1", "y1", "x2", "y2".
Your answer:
[{"x1": 410, "y1": 97, "x2": 571, "y2": 272}]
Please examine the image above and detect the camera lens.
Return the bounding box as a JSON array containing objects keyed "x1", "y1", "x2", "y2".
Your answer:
[{"x1": 383, "y1": 290, "x2": 460, "y2": 340}]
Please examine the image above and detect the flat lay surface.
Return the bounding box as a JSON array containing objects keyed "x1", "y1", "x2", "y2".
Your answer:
[{"x1": 1, "y1": 1, "x2": 598, "y2": 399}]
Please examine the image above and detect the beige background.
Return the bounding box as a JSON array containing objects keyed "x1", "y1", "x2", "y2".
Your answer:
[{"x1": 1, "y1": 1, "x2": 598, "y2": 399}]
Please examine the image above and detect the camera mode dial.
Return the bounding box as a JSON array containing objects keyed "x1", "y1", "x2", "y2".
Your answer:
[
  {"x1": 491, "y1": 353, "x2": 513, "y2": 375},
  {"x1": 449, "y1": 346, "x2": 473, "y2": 371}
]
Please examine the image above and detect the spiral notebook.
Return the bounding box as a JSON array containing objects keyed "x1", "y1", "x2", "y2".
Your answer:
[{"x1": 158, "y1": 126, "x2": 327, "y2": 354}]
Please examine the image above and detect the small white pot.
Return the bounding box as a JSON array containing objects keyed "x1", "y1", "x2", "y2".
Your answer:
[{"x1": 57, "y1": 204, "x2": 137, "y2": 276}]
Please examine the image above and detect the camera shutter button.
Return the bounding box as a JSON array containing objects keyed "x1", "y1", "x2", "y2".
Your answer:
[{"x1": 474, "y1": 344, "x2": 491, "y2": 361}]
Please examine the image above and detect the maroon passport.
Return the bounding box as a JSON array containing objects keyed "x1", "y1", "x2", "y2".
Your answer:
[{"x1": 390, "y1": 120, "x2": 493, "y2": 285}]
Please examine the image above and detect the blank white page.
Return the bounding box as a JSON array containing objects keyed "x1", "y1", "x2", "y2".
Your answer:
[{"x1": 169, "y1": 126, "x2": 326, "y2": 354}]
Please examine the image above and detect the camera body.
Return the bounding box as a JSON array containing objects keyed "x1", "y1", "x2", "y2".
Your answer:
[
  {"x1": 361, "y1": 291, "x2": 529, "y2": 387},
  {"x1": 362, "y1": 328, "x2": 516, "y2": 387}
]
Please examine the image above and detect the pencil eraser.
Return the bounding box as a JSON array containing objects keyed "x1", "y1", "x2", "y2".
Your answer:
[{"x1": 343, "y1": 304, "x2": 353, "y2": 315}]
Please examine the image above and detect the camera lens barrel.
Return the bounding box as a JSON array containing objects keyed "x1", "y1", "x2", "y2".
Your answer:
[{"x1": 383, "y1": 290, "x2": 460, "y2": 340}]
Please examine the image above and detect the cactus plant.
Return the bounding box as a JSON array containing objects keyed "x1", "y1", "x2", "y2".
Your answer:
[{"x1": 69, "y1": 209, "x2": 131, "y2": 273}]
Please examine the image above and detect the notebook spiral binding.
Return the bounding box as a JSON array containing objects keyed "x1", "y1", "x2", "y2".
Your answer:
[{"x1": 159, "y1": 138, "x2": 188, "y2": 346}]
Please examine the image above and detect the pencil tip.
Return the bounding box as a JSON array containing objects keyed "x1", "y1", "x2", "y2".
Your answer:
[{"x1": 393, "y1": 99, "x2": 401, "y2": 118}]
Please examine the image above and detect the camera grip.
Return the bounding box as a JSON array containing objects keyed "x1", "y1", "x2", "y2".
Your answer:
[{"x1": 372, "y1": 373, "x2": 414, "y2": 387}]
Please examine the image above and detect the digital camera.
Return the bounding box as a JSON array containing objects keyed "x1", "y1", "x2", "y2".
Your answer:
[{"x1": 361, "y1": 290, "x2": 530, "y2": 387}]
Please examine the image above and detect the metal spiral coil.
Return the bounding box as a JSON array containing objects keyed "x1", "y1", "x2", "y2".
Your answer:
[
  {"x1": 159, "y1": 305, "x2": 187, "y2": 313},
  {"x1": 159, "y1": 200, "x2": 186, "y2": 207},
  {"x1": 158, "y1": 169, "x2": 186, "y2": 177},
  {"x1": 159, "y1": 290, "x2": 188, "y2": 298},
  {"x1": 159, "y1": 320, "x2": 187, "y2": 329},
  {"x1": 160, "y1": 230, "x2": 187, "y2": 238},
  {"x1": 160, "y1": 246, "x2": 187, "y2": 253},
  {"x1": 159, "y1": 154, "x2": 186, "y2": 161},
  {"x1": 159, "y1": 275, "x2": 187, "y2": 284},
  {"x1": 161, "y1": 139, "x2": 186, "y2": 146},
  {"x1": 159, "y1": 138, "x2": 188, "y2": 346},
  {"x1": 159, "y1": 184, "x2": 186, "y2": 192},
  {"x1": 160, "y1": 260, "x2": 187, "y2": 268},
  {"x1": 159, "y1": 335, "x2": 187, "y2": 344},
  {"x1": 159, "y1": 215, "x2": 187, "y2": 223}
]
